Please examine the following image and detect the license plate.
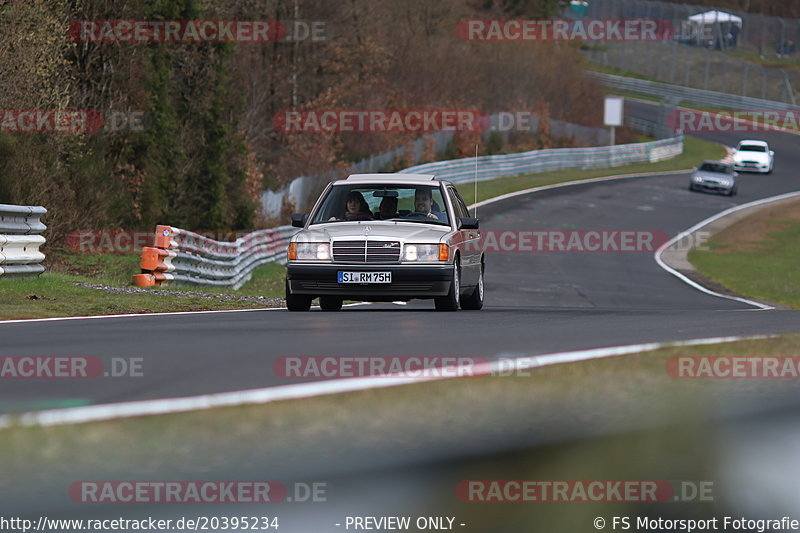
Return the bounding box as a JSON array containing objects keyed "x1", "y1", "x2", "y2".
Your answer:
[{"x1": 337, "y1": 271, "x2": 391, "y2": 284}]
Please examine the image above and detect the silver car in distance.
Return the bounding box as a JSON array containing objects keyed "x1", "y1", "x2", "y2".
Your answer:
[
  {"x1": 689, "y1": 161, "x2": 738, "y2": 196},
  {"x1": 285, "y1": 173, "x2": 484, "y2": 312}
]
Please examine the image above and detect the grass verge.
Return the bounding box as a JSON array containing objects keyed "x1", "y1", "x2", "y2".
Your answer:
[
  {"x1": 3, "y1": 333, "x2": 799, "y2": 517},
  {"x1": 689, "y1": 197, "x2": 800, "y2": 309}
]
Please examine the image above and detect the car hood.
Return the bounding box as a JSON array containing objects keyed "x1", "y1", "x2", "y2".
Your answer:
[
  {"x1": 295, "y1": 221, "x2": 452, "y2": 243},
  {"x1": 694, "y1": 171, "x2": 734, "y2": 184},
  {"x1": 733, "y1": 151, "x2": 770, "y2": 163}
]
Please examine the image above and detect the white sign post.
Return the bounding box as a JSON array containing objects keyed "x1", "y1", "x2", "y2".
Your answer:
[{"x1": 604, "y1": 96, "x2": 624, "y2": 146}]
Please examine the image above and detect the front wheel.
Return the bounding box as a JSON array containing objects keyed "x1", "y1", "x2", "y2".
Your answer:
[
  {"x1": 434, "y1": 261, "x2": 460, "y2": 311},
  {"x1": 319, "y1": 296, "x2": 343, "y2": 311},
  {"x1": 460, "y1": 261, "x2": 484, "y2": 310},
  {"x1": 285, "y1": 280, "x2": 312, "y2": 312}
]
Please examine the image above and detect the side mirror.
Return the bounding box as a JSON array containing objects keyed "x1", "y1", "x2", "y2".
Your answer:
[
  {"x1": 457, "y1": 217, "x2": 479, "y2": 230},
  {"x1": 770, "y1": 151, "x2": 775, "y2": 156},
  {"x1": 291, "y1": 213, "x2": 308, "y2": 228}
]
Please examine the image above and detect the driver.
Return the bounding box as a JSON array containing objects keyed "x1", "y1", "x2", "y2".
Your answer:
[{"x1": 414, "y1": 188, "x2": 445, "y2": 221}]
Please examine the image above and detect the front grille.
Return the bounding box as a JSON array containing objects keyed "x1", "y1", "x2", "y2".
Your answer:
[{"x1": 332, "y1": 240, "x2": 401, "y2": 263}]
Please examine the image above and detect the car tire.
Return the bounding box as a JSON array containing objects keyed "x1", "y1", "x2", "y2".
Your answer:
[
  {"x1": 460, "y1": 260, "x2": 484, "y2": 310},
  {"x1": 285, "y1": 280, "x2": 312, "y2": 312},
  {"x1": 729, "y1": 186, "x2": 738, "y2": 196},
  {"x1": 688, "y1": 184, "x2": 696, "y2": 192},
  {"x1": 435, "y1": 260, "x2": 460, "y2": 312},
  {"x1": 319, "y1": 296, "x2": 343, "y2": 311}
]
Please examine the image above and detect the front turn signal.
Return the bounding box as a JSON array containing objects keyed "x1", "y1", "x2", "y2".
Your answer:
[{"x1": 438, "y1": 244, "x2": 450, "y2": 262}]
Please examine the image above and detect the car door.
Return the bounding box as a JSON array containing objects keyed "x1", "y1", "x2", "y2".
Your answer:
[{"x1": 447, "y1": 185, "x2": 480, "y2": 287}]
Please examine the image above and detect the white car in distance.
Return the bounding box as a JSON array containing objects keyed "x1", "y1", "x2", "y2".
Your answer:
[{"x1": 732, "y1": 140, "x2": 774, "y2": 174}]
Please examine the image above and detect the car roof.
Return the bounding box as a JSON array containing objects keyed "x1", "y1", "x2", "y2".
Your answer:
[
  {"x1": 335, "y1": 173, "x2": 445, "y2": 187},
  {"x1": 737, "y1": 140, "x2": 768, "y2": 146},
  {"x1": 344, "y1": 173, "x2": 437, "y2": 182}
]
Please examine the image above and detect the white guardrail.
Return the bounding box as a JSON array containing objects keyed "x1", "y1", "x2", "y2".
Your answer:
[
  {"x1": 135, "y1": 135, "x2": 683, "y2": 288},
  {"x1": 133, "y1": 225, "x2": 298, "y2": 289},
  {"x1": 400, "y1": 135, "x2": 683, "y2": 184},
  {"x1": 0, "y1": 204, "x2": 47, "y2": 279}
]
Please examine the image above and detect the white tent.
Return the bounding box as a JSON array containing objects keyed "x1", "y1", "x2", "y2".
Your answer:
[
  {"x1": 682, "y1": 10, "x2": 743, "y2": 48},
  {"x1": 687, "y1": 10, "x2": 743, "y2": 26}
]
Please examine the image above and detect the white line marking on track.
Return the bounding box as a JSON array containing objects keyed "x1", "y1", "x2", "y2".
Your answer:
[
  {"x1": 0, "y1": 334, "x2": 773, "y2": 429},
  {"x1": 654, "y1": 190, "x2": 800, "y2": 310}
]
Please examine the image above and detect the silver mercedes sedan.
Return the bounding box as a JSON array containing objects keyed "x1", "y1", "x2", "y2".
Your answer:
[
  {"x1": 689, "y1": 161, "x2": 738, "y2": 196},
  {"x1": 285, "y1": 173, "x2": 484, "y2": 311}
]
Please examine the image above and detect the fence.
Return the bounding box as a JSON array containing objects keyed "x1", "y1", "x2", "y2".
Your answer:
[
  {"x1": 137, "y1": 134, "x2": 683, "y2": 288},
  {"x1": 583, "y1": 0, "x2": 800, "y2": 105},
  {"x1": 0, "y1": 204, "x2": 47, "y2": 279},
  {"x1": 590, "y1": 72, "x2": 800, "y2": 111},
  {"x1": 132, "y1": 225, "x2": 297, "y2": 289}
]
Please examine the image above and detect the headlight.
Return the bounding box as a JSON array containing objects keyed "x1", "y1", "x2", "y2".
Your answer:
[
  {"x1": 289, "y1": 242, "x2": 330, "y2": 261},
  {"x1": 404, "y1": 244, "x2": 442, "y2": 262},
  {"x1": 693, "y1": 175, "x2": 703, "y2": 182}
]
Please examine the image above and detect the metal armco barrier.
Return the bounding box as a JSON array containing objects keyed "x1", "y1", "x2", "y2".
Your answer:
[
  {"x1": 133, "y1": 225, "x2": 299, "y2": 289},
  {"x1": 0, "y1": 204, "x2": 47, "y2": 279},
  {"x1": 140, "y1": 136, "x2": 683, "y2": 289},
  {"x1": 400, "y1": 135, "x2": 684, "y2": 184},
  {"x1": 590, "y1": 72, "x2": 800, "y2": 112}
]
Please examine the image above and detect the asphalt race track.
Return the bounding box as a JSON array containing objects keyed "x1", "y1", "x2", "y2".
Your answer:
[{"x1": 1, "y1": 100, "x2": 799, "y2": 413}]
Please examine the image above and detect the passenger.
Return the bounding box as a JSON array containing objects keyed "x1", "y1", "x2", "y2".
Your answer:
[
  {"x1": 414, "y1": 189, "x2": 445, "y2": 220},
  {"x1": 378, "y1": 196, "x2": 398, "y2": 219},
  {"x1": 344, "y1": 191, "x2": 373, "y2": 221}
]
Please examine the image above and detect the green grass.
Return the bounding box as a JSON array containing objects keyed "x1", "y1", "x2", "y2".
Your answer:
[
  {"x1": 689, "y1": 205, "x2": 800, "y2": 309},
  {"x1": 0, "y1": 252, "x2": 287, "y2": 320}
]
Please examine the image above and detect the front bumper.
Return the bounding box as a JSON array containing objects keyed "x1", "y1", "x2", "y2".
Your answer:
[
  {"x1": 733, "y1": 162, "x2": 769, "y2": 173},
  {"x1": 287, "y1": 263, "x2": 453, "y2": 300},
  {"x1": 691, "y1": 181, "x2": 733, "y2": 193}
]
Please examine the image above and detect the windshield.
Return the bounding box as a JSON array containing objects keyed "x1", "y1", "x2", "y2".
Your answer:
[
  {"x1": 699, "y1": 162, "x2": 732, "y2": 173},
  {"x1": 739, "y1": 144, "x2": 767, "y2": 152},
  {"x1": 310, "y1": 184, "x2": 450, "y2": 225}
]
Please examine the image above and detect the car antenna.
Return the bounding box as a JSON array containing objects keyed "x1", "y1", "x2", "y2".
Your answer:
[{"x1": 473, "y1": 144, "x2": 478, "y2": 217}]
